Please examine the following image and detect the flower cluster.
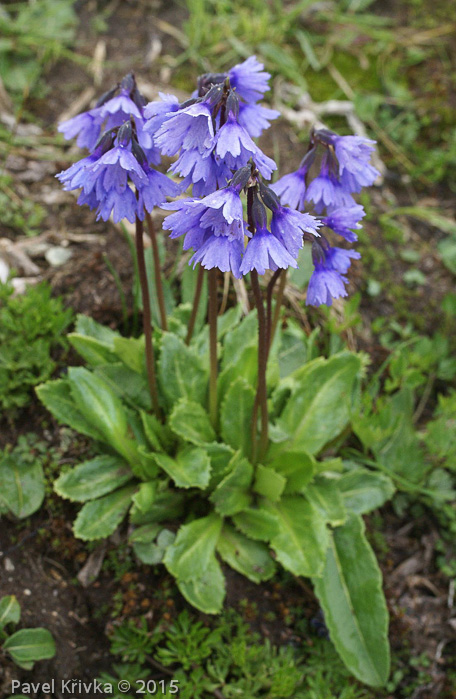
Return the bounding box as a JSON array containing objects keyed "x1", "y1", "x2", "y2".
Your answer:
[
  {"x1": 56, "y1": 74, "x2": 179, "y2": 222},
  {"x1": 162, "y1": 165, "x2": 320, "y2": 279},
  {"x1": 144, "y1": 56, "x2": 280, "y2": 197},
  {"x1": 273, "y1": 128, "x2": 378, "y2": 305}
]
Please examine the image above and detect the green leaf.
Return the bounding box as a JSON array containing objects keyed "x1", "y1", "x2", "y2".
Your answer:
[
  {"x1": 181, "y1": 263, "x2": 208, "y2": 335},
  {"x1": 96, "y1": 364, "x2": 151, "y2": 412},
  {"x1": 306, "y1": 476, "x2": 347, "y2": 526},
  {"x1": 337, "y1": 469, "x2": 395, "y2": 514},
  {"x1": 153, "y1": 447, "x2": 211, "y2": 489},
  {"x1": 218, "y1": 345, "x2": 257, "y2": 400},
  {"x1": 54, "y1": 455, "x2": 132, "y2": 503},
  {"x1": 140, "y1": 410, "x2": 165, "y2": 452},
  {"x1": 232, "y1": 508, "x2": 279, "y2": 542},
  {"x1": 158, "y1": 333, "x2": 207, "y2": 408},
  {"x1": 206, "y1": 442, "x2": 235, "y2": 488},
  {"x1": 210, "y1": 452, "x2": 253, "y2": 515},
  {"x1": 313, "y1": 515, "x2": 390, "y2": 687},
  {"x1": 4, "y1": 628, "x2": 56, "y2": 669},
  {"x1": 217, "y1": 524, "x2": 276, "y2": 583},
  {"x1": 36, "y1": 379, "x2": 104, "y2": 442},
  {"x1": 220, "y1": 378, "x2": 255, "y2": 455},
  {"x1": 130, "y1": 525, "x2": 175, "y2": 565},
  {"x1": 221, "y1": 311, "x2": 257, "y2": 371},
  {"x1": 0, "y1": 454, "x2": 44, "y2": 518},
  {"x1": 177, "y1": 556, "x2": 225, "y2": 614},
  {"x1": 73, "y1": 485, "x2": 136, "y2": 541},
  {"x1": 130, "y1": 490, "x2": 185, "y2": 525},
  {"x1": 0, "y1": 595, "x2": 20, "y2": 630},
  {"x1": 169, "y1": 400, "x2": 216, "y2": 445},
  {"x1": 68, "y1": 334, "x2": 117, "y2": 366},
  {"x1": 131, "y1": 482, "x2": 156, "y2": 513},
  {"x1": 268, "y1": 450, "x2": 316, "y2": 494},
  {"x1": 164, "y1": 513, "x2": 222, "y2": 581},
  {"x1": 68, "y1": 367, "x2": 137, "y2": 464},
  {"x1": 74, "y1": 314, "x2": 118, "y2": 345},
  {"x1": 271, "y1": 353, "x2": 363, "y2": 457},
  {"x1": 264, "y1": 496, "x2": 329, "y2": 577},
  {"x1": 113, "y1": 336, "x2": 145, "y2": 373},
  {"x1": 254, "y1": 464, "x2": 286, "y2": 502}
]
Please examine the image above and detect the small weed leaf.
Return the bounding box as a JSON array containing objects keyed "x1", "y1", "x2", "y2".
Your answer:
[{"x1": 54, "y1": 455, "x2": 133, "y2": 503}]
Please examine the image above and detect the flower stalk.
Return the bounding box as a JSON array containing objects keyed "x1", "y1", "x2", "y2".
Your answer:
[
  {"x1": 135, "y1": 214, "x2": 161, "y2": 419},
  {"x1": 208, "y1": 268, "x2": 218, "y2": 429},
  {"x1": 145, "y1": 211, "x2": 168, "y2": 331}
]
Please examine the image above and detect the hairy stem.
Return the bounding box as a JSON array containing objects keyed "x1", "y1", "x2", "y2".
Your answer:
[
  {"x1": 186, "y1": 265, "x2": 205, "y2": 345},
  {"x1": 251, "y1": 270, "x2": 269, "y2": 462},
  {"x1": 266, "y1": 268, "x2": 282, "y2": 354},
  {"x1": 270, "y1": 269, "x2": 287, "y2": 351},
  {"x1": 135, "y1": 215, "x2": 161, "y2": 419},
  {"x1": 145, "y1": 211, "x2": 168, "y2": 331},
  {"x1": 208, "y1": 268, "x2": 218, "y2": 429}
]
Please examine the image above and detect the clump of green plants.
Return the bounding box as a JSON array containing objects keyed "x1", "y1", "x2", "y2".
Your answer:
[
  {"x1": 0, "y1": 595, "x2": 55, "y2": 670},
  {"x1": 101, "y1": 610, "x2": 307, "y2": 698},
  {"x1": 0, "y1": 281, "x2": 73, "y2": 415}
]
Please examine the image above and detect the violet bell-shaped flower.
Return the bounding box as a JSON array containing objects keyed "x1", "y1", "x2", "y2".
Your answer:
[
  {"x1": 259, "y1": 181, "x2": 321, "y2": 257},
  {"x1": 57, "y1": 122, "x2": 179, "y2": 223},
  {"x1": 239, "y1": 196, "x2": 298, "y2": 276},
  {"x1": 306, "y1": 238, "x2": 360, "y2": 307}
]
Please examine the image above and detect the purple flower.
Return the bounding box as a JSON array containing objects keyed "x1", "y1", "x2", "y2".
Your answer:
[
  {"x1": 238, "y1": 102, "x2": 280, "y2": 138},
  {"x1": 144, "y1": 93, "x2": 180, "y2": 136},
  {"x1": 170, "y1": 149, "x2": 232, "y2": 196},
  {"x1": 98, "y1": 89, "x2": 143, "y2": 123},
  {"x1": 190, "y1": 235, "x2": 244, "y2": 278},
  {"x1": 332, "y1": 135, "x2": 379, "y2": 190},
  {"x1": 271, "y1": 166, "x2": 308, "y2": 211},
  {"x1": 324, "y1": 246, "x2": 361, "y2": 274},
  {"x1": 154, "y1": 101, "x2": 215, "y2": 156},
  {"x1": 306, "y1": 266, "x2": 348, "y2": 306},
  {"x1": 228, "y1": 56, "x2": 272, "y2": 103},
  {"x1": 215, "y1": 111, "x2": 276, "y2": 178},
  {"x1": 134, "y1": 168, "x2": 181, "y2": 217},
  {"x1": 306, "y1": 240, "x2": 360, "y2": 307},
  {"x1": 58, "y1": 108, "x2": 103, "y2": 151},
  {"x1": 240, "y1": 226, "x2": 298, "y2": 276},
  {"x1": 305, "y1": 168, "x2": 356, "y2": 214},
  {"x1": 271, "y1": 207, "x2": 321, "y2": 257},
  {"x1": 321, "y1": 205, "x2": 365, "y2": 242}
]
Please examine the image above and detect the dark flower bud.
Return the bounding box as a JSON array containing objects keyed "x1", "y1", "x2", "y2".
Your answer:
[
  {"x1": 311, "y1": 127, "x2": 335, "y2": 145},
  {"x1": 118, "y1": 121, "x2": 132, "y2": 147},
  {"x1": 299, "y1": 146, "x2": 317, "y2": 171},
  {"x1": 197, "y1": 71, "x2": 227, "y2": 96},
  {"x1": 131, "y1": 138, "x2": 148, "y2": 170},
  {"x1": 311, "y1": 239, "x2": 326, "y2": 265},
  {"x1": 205, "y1": 83, "x2": 224, "y2": 107},
  {"x1": 259, "y1": 180, "x2": 280, "y2": 211},
  {"x1": 120, "y1": 72, "x2": 136, "y2": 94},
  {"x1": 179, "y1": 97, "x2": 200, "y2": 110},
  {"x1": 230, "y1": 165, "x2": 252, "y2": 191},
  {"x1": 131, "y1": 86, "x2": 147, "y2": 109},
  {"x1": 252, "y1": 194, "x2": 268, "y2": 231},
  {"x1": 95, "y1": 129, "x2": 116, "y2": 153},
  {"x1": 226, "y1": 90, "x2": 239, "y2": 118},
  {"x1": 95, "y1": 84, "x2": 119, "y2": 108}
]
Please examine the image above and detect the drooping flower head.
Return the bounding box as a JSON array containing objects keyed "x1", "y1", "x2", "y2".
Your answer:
[
  {"x1": 306, "y1": 236, "x2": 360, "y2": 307},
  {"x1": 162, "y1": 163, "x2": 320, "y2": 279},
  {"x1": 271, "y1": 126, "x2": 378, "y2": 305},
  {"x1": 56, "y1": 120, "x2": 179, "y2": 223},
  {"x1": 58, "y1": 73, "x2": 159, "y2": 163}
]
